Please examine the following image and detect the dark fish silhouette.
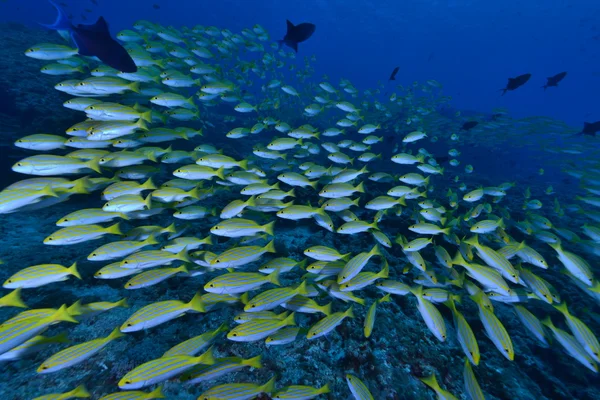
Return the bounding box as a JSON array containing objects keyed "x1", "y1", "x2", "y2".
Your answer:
[
  {"x1": 389, "y1": 66, "x2": 399, "y2": 81},
  {"x1": 153, "y1": 3, "x2": 160, "y2": 9},
  {"x1": 278, "y1": 20, "x2": 315, "y2": 53},
  {"x1": 461, "y1": 121, "x2": 478, "y2": 131},
  {"x1": 91, "y1": 0, "x2": 98, "y2": 4},
  {"x1": 41, "y1": 0, "x2": 137, "y2": 73},
  {"x1": 582, "y1": 121, "x2": 600, "y2": 136},
  {"x1": 542, "y1": 71, "x2": 567, "y2": 90},
  {"x1": 500, "y1": 73, "x2": 531, "y2": 95}
]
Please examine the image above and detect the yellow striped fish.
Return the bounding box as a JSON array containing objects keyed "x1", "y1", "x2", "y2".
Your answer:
[{"x1": 118, "y1": 347, "x2": 215, "y2": 389}]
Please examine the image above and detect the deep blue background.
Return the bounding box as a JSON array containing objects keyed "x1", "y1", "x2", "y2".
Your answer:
[{"x1": 1, "y1": 0, "x2": 599, "y2": 126}]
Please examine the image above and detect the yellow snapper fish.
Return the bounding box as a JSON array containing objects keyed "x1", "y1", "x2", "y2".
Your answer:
[{"x1": 3, "y1": 262, "x2": 80, "y2": 289}]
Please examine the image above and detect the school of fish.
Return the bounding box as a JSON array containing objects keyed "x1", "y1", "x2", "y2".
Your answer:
[{"x1": 0, "y1": 17, "x2": 599, "y2": 400}]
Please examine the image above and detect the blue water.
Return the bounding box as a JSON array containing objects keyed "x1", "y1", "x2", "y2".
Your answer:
[
  {"x1": 0, "y1": 1, "x2": 600, "y2": 399},
  {"x1": 2, "y1": 0, "x2": 599, "y2": 125}
]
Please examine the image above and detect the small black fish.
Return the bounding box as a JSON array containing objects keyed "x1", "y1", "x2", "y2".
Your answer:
[
  {"x1": 91, "y1": 0, "x2": 98, "y2": 4},
  {"x1": 153, "y1": 3, "x2": 160, "y2": 9},
  {"x1": 500, "y1": 73, "x2": 531, "y2": 95},
  {"x1": 582, "y1": 121, "x2": 600, "y2": 136},
  {"x1": 542, "y1": 71, "x2": 567, "y2": 90},
  {"x1": 278, "y1": 20, "x2": 315, "y2": 53},
  {"x1": 84, "y1": 8, "x2": 93, "y2": 13},
  {"x1": 42, "y1": 0, "x2": 137, "y2": 73},
  {"x1": 389, "y1": 66, "x2": 399, "y2": 81},
  {"x1": 461, "y1": 121, "x2": 478, "y2": 131}
]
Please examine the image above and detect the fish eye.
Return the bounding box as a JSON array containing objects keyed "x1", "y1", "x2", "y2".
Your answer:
[
  {"x1": 17, "y1": 163, "x2": 22, "y2": 166},
  {"x1": 123, "y1": 261, "x2": 128, "y2": 264},
  {"x1": 251, "y1": 304, "x2": 256, "y2": 308},
  {"x1": 47, "y1": 238, "x2": 52, "y2": 241},
  {"x1": 209, "y1": 284, "x2": 214, "y2": 287},
  {"x1": 92, "y1": 254, "x2": 96, "y2": 257},
  {"x1": 127, "y1": 323, "x2": 131, "y2": 327},
  {"x1": 125, "y1": 380, "x2": 131, "y2": 384},
  {"x1": 7, "y1": 280, "x2": 12, "y2": 283}
]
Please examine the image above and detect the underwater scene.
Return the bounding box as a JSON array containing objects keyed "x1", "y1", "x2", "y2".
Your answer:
[{"x1": 1, "y1": 0, "x2": 600, "y2": 399}]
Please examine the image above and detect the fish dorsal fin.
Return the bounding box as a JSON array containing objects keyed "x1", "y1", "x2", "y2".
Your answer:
[
  {"x1": 77, "y1": 16, "x2": 110, "y2": 34},
  {"x1": 286, "y1": 20, "x2": 295, "y2": 32}
]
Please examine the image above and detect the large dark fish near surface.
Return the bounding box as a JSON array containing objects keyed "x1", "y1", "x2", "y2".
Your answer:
[
  {"x1": 278, "y1": 20, "x2": 315, "y2": 53},
  {"x1": 41, "y1": 0, "x2": 137, "y2": 73},
  {"x1": 500, "y1": 73, "x2": 531, "y2": 95},
  {"x1": 542, "y1": 71, "x2": 567, "y2": 90},
  {"x1": 581, "y1": 121, "x2": 600, "y2": 136},
  {"x1": 389, "y1": 66, "x2": 400, "y2": 81}
]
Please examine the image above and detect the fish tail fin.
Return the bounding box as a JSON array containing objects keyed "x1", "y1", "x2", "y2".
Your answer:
[
  {"x1": 216, "y1": 322, "x2": 229, "y2": 334},
  {"x1": 115, "y1": 298, "x2": 129, "y2": 308},
  {"x1": 144, "y1": 193, "x2": 153, "y2": 210},
  {"x1": 67, "y1": 300, "x2": 83, "y2": 316},
  {"x1": 296, "y1": 280, "x2": 308, "y2": 296},
  {"x1": 142, "y1": 178, "x2": 157, "y2": 191},
  {"x1": 356, "y1": 181, "x2": 365, "y2": 193},
  {"x1": 67, "y1": 262, "x2": 81, "y2": 279},
  {"x1": 553, "y1": 301, "x2": 569, "y2": 316},
  {"x1": 147, "y1": 385, "x2": 165, "y2": 399},
  {"x1": 264, "y1": 239, "x2": 276, "y2": 254},
  {"x1": 321, "y1": 302, "x2": 332, "y2": 316},
  {"x1": 379, "y1": 293, "x2": 392, "y2": 303},
  {"x1": 262, "y1": 220, "x2": 276, "y2": 236},
  {"x1": 282, "y1": 312, "x2": 296, "y2": 326},
  {"x1": 345, "y1": 305, "x2": 355, "y2": 318},
  {"x1": 40, "y1": 0, "x2": 73, "y2": 32},
  {"x1": 215, "y1": 166, "x2": 225, "y2": 180},
  {"x1": 260, "y1": 376, "x2": 277, "y2": 395},
  {"x1": 86, "y1": 157, "x2": 102, "y2": 173},
  {"x1": 176, "y1": 247, "x2": 193, "y2": 264},
  {"x1": 67, "y1": 385, "x2": 90, "y2": 399},
  {"x1": 239, "y1": 159, "x2": 249, "y2": 170},
  {"x1": 409, "y1": 285, "x2": 424, "y2": 297},
  {"x1": 0, "y1": 288, "x2": 27, "y2": 308},
  {"x1": 106, "y1": 326, "x2": 125, "y2": 341},
  {"x1": 198, "y1": 345, "x2": 216, "y2": 365},
  {"x1": 41, "y1": 184, "x2": 59, "y2": 198},
  {"x1": 129, "y1": 82, "x2": 141, "y2": 94},
  {"x1": 188, "y1": 292, "x2": 205, "y2": 313},
  {"x1": 541, "y1": 316, "x2": 555, "y2": 329},
  {"x1": 420, "y1": 374, "x2": 441, "y2": 391},
  {"x1": 244, "y1": 355, "x2": 263, "y2": 369},
  {"x1": 143, "y1": 233, "x2": 159, "y2": 246},
  {"x1": 106, "y1": 222, "x2": 123, "y2": 236},
  {"x1": 246, "y1": 195, "x2": 257, "y2": 207},
  {"x1": 378, "y1": 261, "x2": 389, "y2": 279},
  {"x1": 48, "y1": 304, "x2": 79, "y2": 324},
  {"x1": 318, "y1": 383, "x2": 331, "y2": 395},
  {"x1": 136, "y1": 118, "x2": 149, "y2": 131},
  {"x1": 267, "y1": 269, "x2": 280, "y2": 286},
  {"x1": 141, "y1": 110, "x2": 153, "y2": 123}
]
